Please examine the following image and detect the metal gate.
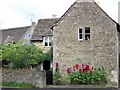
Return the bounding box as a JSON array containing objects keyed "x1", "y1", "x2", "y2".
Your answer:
[{"x1": 46, "y1": 70, "x2": 53, "y2": 85}]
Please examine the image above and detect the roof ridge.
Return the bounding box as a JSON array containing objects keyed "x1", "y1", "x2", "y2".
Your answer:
[{"x1": 1, "y1": 26, "x2": 30, "y2": 31}]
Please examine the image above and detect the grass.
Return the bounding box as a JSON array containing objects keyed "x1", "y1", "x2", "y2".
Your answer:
[{"x1": 1, "y1": 82, "x2": 38, "y2": 88}]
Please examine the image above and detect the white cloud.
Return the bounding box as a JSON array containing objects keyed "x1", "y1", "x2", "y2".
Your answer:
[{"x1": 0, "y1": 0, "x2": 119, "y2": 29}]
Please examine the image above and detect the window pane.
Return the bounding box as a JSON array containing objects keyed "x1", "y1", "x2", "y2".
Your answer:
[
  {"x1": 85, "y1": 27, "x2": 90, "y2": 33},
  {"x1": 45, "y1": 42, "x2": 48, "y2": 46},
  {"x1": 49, "y1": 37, "x2": 52, "y2": 46},
  {"x1": 49, "y1": 42, "x2": 52, "y2": 46},
  {"x1": 79, "y1": 28, "x2": 82, "y2": 33},
  {"x1": 45, "y1": 37, "x2": 48, "y2": 42},
  {"x1": 45, "y1": 37, "x2": 48, "y2": 46},
  {"x1": 79, "y1": 34, "x2": 83, "y2": 39},
  {"x1": 85, "y1": 34, "x2": 90, "y2": 40}
]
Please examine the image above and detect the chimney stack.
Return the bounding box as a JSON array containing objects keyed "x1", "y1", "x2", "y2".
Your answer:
[{"x1": 31, "y1": 22, "x2": 36, "y2": 28}]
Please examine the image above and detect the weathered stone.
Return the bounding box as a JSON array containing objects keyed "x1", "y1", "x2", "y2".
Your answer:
[
  {"x1": 53, "y1": 0, "x2": 119, "y2": 88},
  {"x1": 2, "y1": 68, "x2": 46, "y2": 86}
]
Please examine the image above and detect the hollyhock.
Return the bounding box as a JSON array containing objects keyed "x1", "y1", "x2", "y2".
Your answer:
[
  {"x1": 83, "y1": 69, "x2": 86, "y2": 73},
  {"x1": 55, "y1": 68, "x2": 58, "y2": 72},
  {"x1": 82, "y1": 64, "x2": 84, "y2": 68},
  {"x1": 90, "y1": 70, "x2": 92, "y2": 75},
  {"x1": 75, "y1": 64, "x2": 79, "y2": 70},
  {"x1": 67, "y1": 68, "x2": 71, "y2": 75},
  {"x1": 91, "y1": 67, "x2": 94, "y2": 70},
  {"x1": 85, "y1": 64, "x2": 90, "y2": 72},
  {"x1": 79, "y1": 68, "x2": 83, "y2": 73},
  {"x1": 56, "y1": 63, "x2": 59, "y2": 68}
]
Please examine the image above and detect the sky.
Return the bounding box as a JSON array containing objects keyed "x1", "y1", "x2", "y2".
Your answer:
[{"x1": 0, "y1": 0, "x2": 119, "y2": 29}]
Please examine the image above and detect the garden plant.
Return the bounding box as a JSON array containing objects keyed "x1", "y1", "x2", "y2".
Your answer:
[
  {"x1": 66, "y1": 64, "x2": 107, "y2": 85},
  {"x1": 53, "y1": 63, "x2": 62, "y2": 85},
  {"x1": 0, "y1": 42, "x2": 52, "y2": 69}
]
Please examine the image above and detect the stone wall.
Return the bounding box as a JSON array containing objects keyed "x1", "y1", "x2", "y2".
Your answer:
[
  {"x1": 53, "y1": 1, "x2": 119, "y2": 87},
  {"x1": 2, "y1": 68, "x2": 46, "y2": 86},
  {"x1": 33, "y1": 41, "x2": 51, "y2": 53}
]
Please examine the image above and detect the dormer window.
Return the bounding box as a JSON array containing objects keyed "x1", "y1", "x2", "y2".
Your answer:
[
  {"x1": 78, "y1": 27, "x2": 90, "y2": 41},
  {"x1": 43, "y1": 36, "x2": 52, "y2": 47}
]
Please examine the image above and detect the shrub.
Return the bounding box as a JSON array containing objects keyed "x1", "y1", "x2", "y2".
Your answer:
[
  {"x1": 0, "y1": 42, "x2": 52, "y2": 69},
  {"x1": 66, "y1": 64, "x2": 107, "y2": 85}
]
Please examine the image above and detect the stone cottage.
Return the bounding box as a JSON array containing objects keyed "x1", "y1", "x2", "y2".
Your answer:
[
  {"x1": 1, "y1": 0, "x2": 120, "y2": 87},
  {"x1": 0, "y1": 18, "x2": 58, "y2": 52},
  {"x1": 31, "y1": 18, "x2": 58, "y2": 53},
  {"x1": 30, "y1": 18, "x2": 58, "y2": 71},
  {"x1": 0, "y1": 18, "x2": 58, "y2": 71},
  {"x1": 53, "y1": 0, "x2": 119, "y2": 87}
]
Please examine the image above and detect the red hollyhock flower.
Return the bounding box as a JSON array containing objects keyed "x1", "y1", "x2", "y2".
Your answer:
[
  {"x1": 82, "y1": 64, "x2": 85, "y2": 69},
  {"x1": 56, "y1": 63, "x2": 59, "y2": 68},
  {"x1": 85, "y1": 64, "x2": 90, "y2": 72},
  {"x1": 90, "y1": 70, "x2": 92, "y2": 75},
  {"x1": 79, "y1": 69, "x2": 83, "y2": 73},
  {"x1": 67, "y1": 68, "x2": 71, "y2": 75},
  {"x1": 75, "y1": 64, "x2": 79, "y2": 70}
]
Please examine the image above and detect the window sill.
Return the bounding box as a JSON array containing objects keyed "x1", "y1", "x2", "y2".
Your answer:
[
  {"x1": 78, "y1": 39, "x2": 83, "y2": 42},
  {"x1": 78, "y1": 40, "x2": 91, "y2": 42},
  {"x1": 44, "y1": 46, "x2": 52, "y2": 47}
]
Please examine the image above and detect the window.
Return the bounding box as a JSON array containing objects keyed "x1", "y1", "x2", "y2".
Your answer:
[
  {"x1": 85, "y1": 27, "x2": 90, "y2": 40},
  {"x1": 78, "y1": 27, "x2": 90, "y2": 41},
  {"x1": 78, "y1": 28, "x2": 83, "y2": 40},
  {"x1": 43, "y1": 36, "x2": 52, "y2": 47},
  {"x1": 49, "y1": 37, "x2": 52, "y2": 46}
]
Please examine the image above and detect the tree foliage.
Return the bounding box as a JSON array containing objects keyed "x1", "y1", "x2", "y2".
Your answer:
[{"x1": 0, "y1": 43, "x2": 52, "y2": 69}]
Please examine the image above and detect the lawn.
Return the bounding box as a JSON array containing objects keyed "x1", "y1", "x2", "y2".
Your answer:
[{"x1": 1, "y1": 82, "x2": 38, "y2": 88}]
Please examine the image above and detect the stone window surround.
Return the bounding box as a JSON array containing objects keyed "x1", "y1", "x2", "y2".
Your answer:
[{"x1": 78, "y1": 27, "x2": 90, "y2": 41}]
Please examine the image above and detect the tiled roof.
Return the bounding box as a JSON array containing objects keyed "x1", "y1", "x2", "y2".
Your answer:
[
  {"x1": 31, "y1": 18, "x2": 59, "y2": 40},
  {"x1": 0, "y1": 26, "x2": 30, "y2": 43}
]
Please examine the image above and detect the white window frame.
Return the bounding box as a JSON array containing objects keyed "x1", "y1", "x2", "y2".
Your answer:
[
  {"x1": 43, "y1": 36, "x2": 52, "y2": 47},
  {"x1": 78, "y1": 27, "x2": 84, "y2": 41},
  {"x1": 78, "y1": 27, "x2": 90, "y2": 41}
]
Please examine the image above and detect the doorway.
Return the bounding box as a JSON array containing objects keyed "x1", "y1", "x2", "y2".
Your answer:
[{"x1": 43, "y1": 60, "x2": 53, "y2": 85}]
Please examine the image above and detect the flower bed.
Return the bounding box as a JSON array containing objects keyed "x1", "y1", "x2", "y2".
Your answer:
[{"x1": 66, "y1": 64, "x2": 107, "y2": 85}]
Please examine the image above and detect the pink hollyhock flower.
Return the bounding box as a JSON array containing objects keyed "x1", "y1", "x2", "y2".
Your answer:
[
  {"x1": 75, "y1": 64, "x2": 79, "y2": 70},
  {"x1": 67, "y1": 68, "x2": 71, "y2": 75},
  {"x1": 82, "y1": 64, "x2": 85, "y2": 69}
]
